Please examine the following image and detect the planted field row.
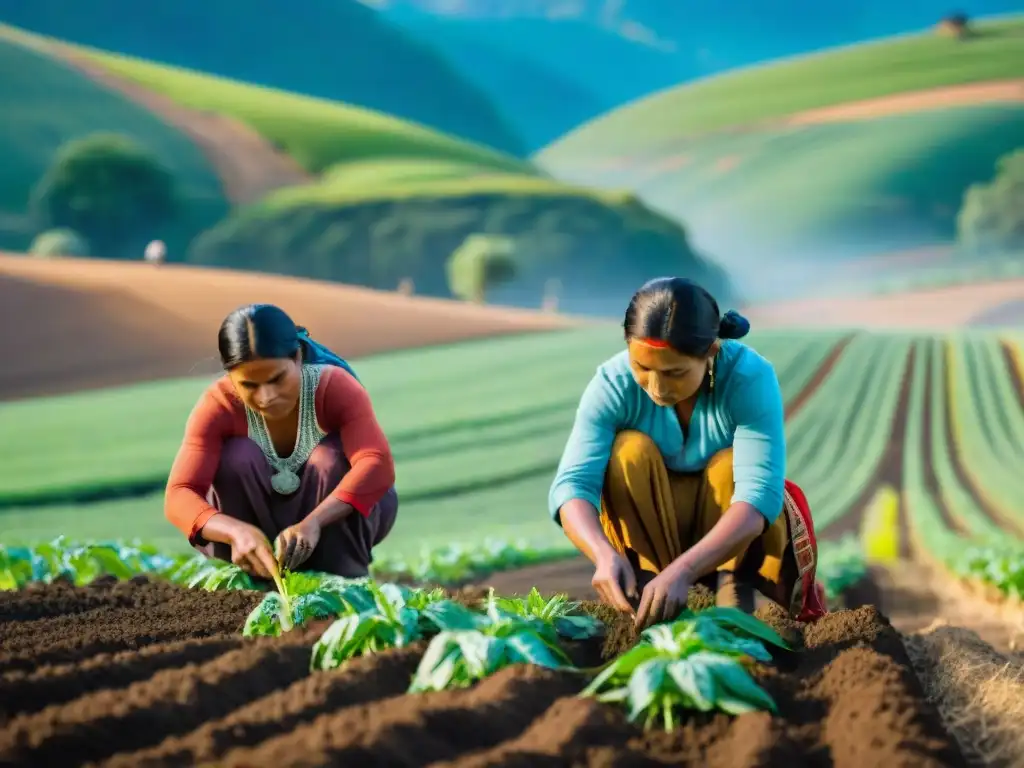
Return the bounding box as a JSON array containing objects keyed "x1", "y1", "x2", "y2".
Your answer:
[
  {"x1": 901, "y1": 337, "x2": 1024, "y2": 601},
  {"x1": 0, "y1": 328, "x2": 852, "y2": 554},
  {"x1": 0, "y1": 575, "x2": 965, "y2": 767},
  {"x1": 0, "y1": 327, "x2": 847, "y2": 508}
]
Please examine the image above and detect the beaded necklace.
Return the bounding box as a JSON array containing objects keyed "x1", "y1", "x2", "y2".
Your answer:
[{"x1": 245, "y1": 363, "x2": 328, "y2": 495}]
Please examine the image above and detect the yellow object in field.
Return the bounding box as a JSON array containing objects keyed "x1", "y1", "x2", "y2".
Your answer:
[{"x1": 861, "y1": 485, "x2": 900, "y2": 564}]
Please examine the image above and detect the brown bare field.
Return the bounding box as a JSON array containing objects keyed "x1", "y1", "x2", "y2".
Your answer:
[
  {"x1": 0, "y1": 253, "x2": 581, "y2": 402},
  {"x1": 742, "y1": 279, "x2": 1024, "y2": 330}
]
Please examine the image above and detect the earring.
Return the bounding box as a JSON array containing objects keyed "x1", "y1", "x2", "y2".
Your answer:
[{"x1": 709, "y1": 357, "x2": 716, "y2": 390}]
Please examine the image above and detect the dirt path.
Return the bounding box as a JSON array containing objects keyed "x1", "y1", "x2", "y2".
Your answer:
[
  {"x1": 783, "y1": 79, "x2": 1024, "y2": 127},
  {"x1": 44, "y1": 43, "x2": 311, "y2": 205}
]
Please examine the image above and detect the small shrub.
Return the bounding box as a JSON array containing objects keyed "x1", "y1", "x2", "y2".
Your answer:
[
  {"x1": 29, "y1": 132, "x2": 179, "y2": 259},
  {"x1": 28, "y1": 228, "x2": 90, "y2": 258},
  {"x1": 957, "y1": 148, "x2": 1024, "y2": 256},
  {"x1": 446, "y1": 233, "x2": 517, "y2": 304}
]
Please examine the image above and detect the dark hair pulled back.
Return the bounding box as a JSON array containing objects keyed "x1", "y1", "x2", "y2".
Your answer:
[
  {"x1": 623, "y1": 277, "x2": 750, "y2": 357},
  {"x1": 217, "y1": 303, "x2": 361, "y2": 382}
]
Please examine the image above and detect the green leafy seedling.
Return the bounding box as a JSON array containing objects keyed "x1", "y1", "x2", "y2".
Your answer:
[
  {"x1": 485, "y1": 586, "x2": 604, "y2": 640},
  {"x1": 581, "y1": 609, "x2": 783, "y2": 731}
]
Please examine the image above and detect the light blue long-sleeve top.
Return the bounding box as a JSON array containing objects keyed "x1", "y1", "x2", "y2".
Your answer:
[{"x1": 548, "y1": 339, "x2": 786, "y2": 527}]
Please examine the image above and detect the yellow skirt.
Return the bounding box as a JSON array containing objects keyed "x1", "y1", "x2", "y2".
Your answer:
[{"x1": 599, "y1": 430, "x2": 798, "y2": 613}]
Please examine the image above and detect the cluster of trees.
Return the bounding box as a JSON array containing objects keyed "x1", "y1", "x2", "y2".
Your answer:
[
  {"x1": 957, "y1": 148, "x2": 1024, "y2": 257},
  {"x1": 27, "y1": 133, "x2": 179, "y2": 261}
]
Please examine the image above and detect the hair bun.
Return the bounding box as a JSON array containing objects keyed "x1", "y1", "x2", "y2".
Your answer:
[{"x1": 718, "y1": 310, "x2": 750, "y2": 340}]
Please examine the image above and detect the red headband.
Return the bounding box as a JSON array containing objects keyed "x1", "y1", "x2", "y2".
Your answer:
[{"x1": 636, "y1": 337, "x2": 673, "y2": 349}]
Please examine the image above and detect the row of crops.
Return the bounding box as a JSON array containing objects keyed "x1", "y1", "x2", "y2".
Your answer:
[
  {"x1": 901, "y1": 335, "x2": 1024, "y2": 600},
  {"x1": 0, "y1": 532, "x2": 867, "y2": 602},
  {"x1": 0, "y1": 326, "x2": 848, "y2": 555},
  {"x1": 0, "y1": 537, "x2": 795, "y2": 728}
]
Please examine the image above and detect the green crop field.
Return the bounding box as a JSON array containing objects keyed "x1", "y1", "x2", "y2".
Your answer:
[
  {"x1": 539, "y1": 15, "x2": 1024, "y2": 158},
  {"x1": 0, "y1": 326, "x2": 840, "y2": 555},
  {"x1": 2, "y1": 324, "x2": 1022, "y2": 602}
]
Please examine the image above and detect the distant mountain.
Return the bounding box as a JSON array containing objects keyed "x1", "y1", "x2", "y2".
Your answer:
[
  {"x1": 388, "y1": 14, "x2": 681, "y2": 148},
  {"x1": 0, "y1": 0, "x2": 526, "y2": 157}
]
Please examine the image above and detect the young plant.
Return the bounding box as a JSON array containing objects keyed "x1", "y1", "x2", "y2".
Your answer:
[
  {"x1": 408, "y1": 599, "x2": 572, "y2": 693},
  {"x1": 165, "y1": 555, "x2": 258, "y2": 592},
  {"x1": 309, "y1": 581, "x2": 465, "y2": 670},
  {"x1": 484, "y1": 587, "x2": 604, "y2": 640},
  {"x1": 580, "y1": 607, "x2": 788, "y2": 731},
  {"x1": 242, "y1": 571, "x2": 375, "y2": 637},
  {"x1": 0, "y1": 545, "x2": 46, "y2": 590}
]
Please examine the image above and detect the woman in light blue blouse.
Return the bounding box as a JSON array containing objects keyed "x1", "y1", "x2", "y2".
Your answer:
[{"x1": 549, "y1": 277, "x2": 827, "y2": 630}]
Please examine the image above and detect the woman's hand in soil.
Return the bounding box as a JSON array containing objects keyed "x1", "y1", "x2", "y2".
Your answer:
[
  {"x1": 635, "y1": 563, "x2": 692, "y2": 631},
  {"x1": 229, "y1": 522, "x2": 279, "y2": 580},
  {"x1": 592, "y1": 550, "x2": 638, "y2": 614},
  {"x1": 274, "y1": 517, "x2": 321, "y2": 571}
]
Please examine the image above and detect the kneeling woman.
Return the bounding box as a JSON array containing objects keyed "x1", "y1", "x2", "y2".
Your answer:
[
  {"x1": 548, "y1": 277, "x2": 827, "y2": 630},
  {"x1": 165, "y1": 304, "x2": 398, "y2": 580}
]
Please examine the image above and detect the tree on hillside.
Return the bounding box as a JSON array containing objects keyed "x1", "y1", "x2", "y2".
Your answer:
[
  {"x1": 956, "y1": 148, "x2": 1024, "y2": 256},
  {"x1": 29, "y1": 132, "x2": 179, "y2": 259},
  {"x1": 446, "y1": 234, "x2": 518, "y2": 304},
  {"x1": 28, "y1": 228, "x2": 90, "y2": 258}
]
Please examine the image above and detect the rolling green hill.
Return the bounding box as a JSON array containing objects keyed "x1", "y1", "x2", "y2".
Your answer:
[
  {"x1": 536, "y1": 16, "x2": 1024, "y2": 275},
  {"x1": 0, "y1": 24, "x2": 732, "y2": 310},
  {"x1": 540, "y1": 16, "x2": 1024, "y2": 158},
  {"x1": 0, "y1": 0, "x2": 526, "y2": 155},
  {"x1": 0, "y1": 32, "x2": 227, "y2": 254},
  {"x1": 186, "y1": 156, "x2": 733, "y2": 313}
]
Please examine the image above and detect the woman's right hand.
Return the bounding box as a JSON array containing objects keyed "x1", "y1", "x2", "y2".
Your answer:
[
  {"x1": 592, "y1": 549, "x2": 638, "y2": 614},
  {"x1": 229, "y1": 522, "x2": 279, "y2": 580}
]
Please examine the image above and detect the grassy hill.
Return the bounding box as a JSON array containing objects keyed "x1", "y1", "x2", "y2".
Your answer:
[
  {"x1": 537, "y1": 15, "x2": 1024, "y2": 283},
  {"x1": 540, "y1": 15, "x2": 1024, "y2": 156},
  {"x1": 0, "y1": 24, "x2": 732, "y2": 311},
  {"x1": 74, "y1": 45, "x2": 532, "y2": 176},
  {"x1": 186, "y1": 156, "x2": 733, "y2": 314},
  {"x1": 0, "y1": 32, "x2": 227, "y2": 254},
  {"x1": 0, "y1": 0, "x2": 526, "y2": 156}
]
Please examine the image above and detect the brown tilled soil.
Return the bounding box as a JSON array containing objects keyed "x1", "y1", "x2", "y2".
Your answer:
[
  {"x1": 0, "y1": 253, "x2": 580, "y2": 401},
  {"x1": 0, "y1": 578, "x2": 968, "y2": 768}
]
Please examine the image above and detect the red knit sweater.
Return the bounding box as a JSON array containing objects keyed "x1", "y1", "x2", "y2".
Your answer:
[{"x1": 164, "y1": 365, "x2": 395, "y2": 543}]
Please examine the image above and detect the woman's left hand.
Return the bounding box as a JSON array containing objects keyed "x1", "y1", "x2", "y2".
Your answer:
[
  {"x1": 274, "y1": 517, "x2": 322, "y2": 571},
  {"x1": 635, "y1": 562, "x2": 693, "y2": 631}
]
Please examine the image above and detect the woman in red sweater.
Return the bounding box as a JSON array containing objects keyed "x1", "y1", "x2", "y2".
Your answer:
[{"x1": 164, "y1": 304, "x2": 398, "y2": 580}]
